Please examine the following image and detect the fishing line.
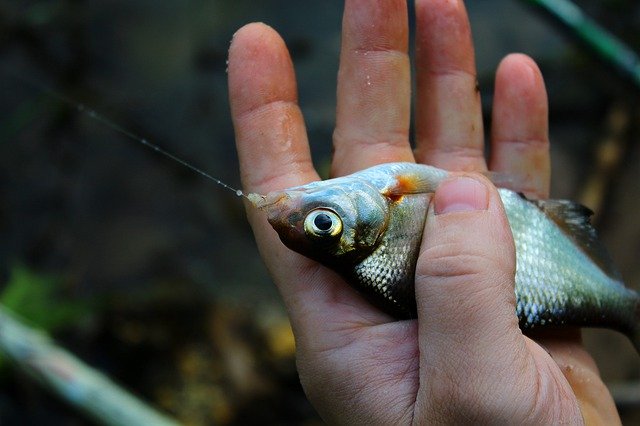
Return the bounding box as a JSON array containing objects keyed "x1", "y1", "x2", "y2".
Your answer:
[{"x1": 7, "y1": 71, "x2": 251, "y2": 200}]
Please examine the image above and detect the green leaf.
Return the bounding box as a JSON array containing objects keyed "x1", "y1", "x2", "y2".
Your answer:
[{"x1": 1, "y1": 265, "x2": 89, "y2": 333}]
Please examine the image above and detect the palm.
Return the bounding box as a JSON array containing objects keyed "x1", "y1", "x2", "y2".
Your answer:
[{"x1": 229, "y1": 0, "x2": 618, "y2": 423}]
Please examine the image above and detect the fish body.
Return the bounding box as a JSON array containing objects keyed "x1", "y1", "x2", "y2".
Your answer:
[{"x1": 252, "y1": 162, "x2": 640, "y2": 352}]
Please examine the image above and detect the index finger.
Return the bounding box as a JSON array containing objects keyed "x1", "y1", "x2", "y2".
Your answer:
[
  {"x1": 228, "y1": 23, "x2": 391, "y2": 335},
  {"x1": 229, "y1": 23, "x2": 317, "y2": 194}
]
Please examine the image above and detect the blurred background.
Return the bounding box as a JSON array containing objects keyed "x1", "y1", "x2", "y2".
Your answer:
[{"x1": 0, "y1": 0, "x2": 638, "y2": 424}]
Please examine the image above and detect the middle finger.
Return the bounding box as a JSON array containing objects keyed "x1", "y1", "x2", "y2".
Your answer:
[
  {"x1": 414, "y1": 0, "x2": 486, "y2": 171},
  {"x1": 332, "y1": 0, "x2": 414, "y2": 176}
]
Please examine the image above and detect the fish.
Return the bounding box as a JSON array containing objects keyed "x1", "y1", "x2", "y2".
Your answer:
[
  {"x1": 11, "y1": 74, "x2": 640, "y2": 353},
  {"x1": 248, "y1": 162, "x2": 640, "y2": 353}
]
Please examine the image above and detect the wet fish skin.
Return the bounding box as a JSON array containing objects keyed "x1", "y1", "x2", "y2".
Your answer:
[
  {"x1": 254, "y1": 162, "x2": 640, "y2": 352},
  {"x1": 501, "y1": 190, "x2": 638, "y2": 336}
]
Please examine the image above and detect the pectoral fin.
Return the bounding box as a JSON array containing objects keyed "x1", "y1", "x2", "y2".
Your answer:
[
  {"x1": 388, "y1": 173, "x2": 437, "y2": 195},
  {"x1": 385, "y1": 167, "x2": 517, "y2": 198}
]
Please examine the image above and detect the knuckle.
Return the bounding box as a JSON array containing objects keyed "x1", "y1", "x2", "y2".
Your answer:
[{"x1": 416, "y1": 242, "x2": 491, "y2": 283}]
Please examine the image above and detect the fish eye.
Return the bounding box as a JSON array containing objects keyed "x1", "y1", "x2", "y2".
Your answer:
[{"x1": 304, "y1": 209, "x2": 342, "y2": 238}]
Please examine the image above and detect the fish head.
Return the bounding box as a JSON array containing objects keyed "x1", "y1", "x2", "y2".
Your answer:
[{"x1": 253, "y1": 178, "x2": 390, "y2": 267}]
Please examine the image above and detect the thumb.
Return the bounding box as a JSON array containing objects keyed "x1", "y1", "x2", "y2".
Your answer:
[
  {"x1": 416, "y1": 174, "x2": 522, "y2": 352},
  {"x1": 414, "y1": 174, "x2": 537, "y2": 421}
]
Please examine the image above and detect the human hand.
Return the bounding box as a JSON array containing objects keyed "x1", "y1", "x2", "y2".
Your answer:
[{"x1": 228, "y1": 0, "x2": 620, "y2": 423}]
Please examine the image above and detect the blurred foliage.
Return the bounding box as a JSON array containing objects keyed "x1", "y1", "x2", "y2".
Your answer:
[
  {"x1": 0, "y1": 265, "x2": 90, "y2": 372},
  {"x1": 0, "y1": 265, "x2": 89, "y2": 333}
]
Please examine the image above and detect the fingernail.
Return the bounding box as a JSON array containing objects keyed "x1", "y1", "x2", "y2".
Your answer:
[{"x1": 434, "y1": 176, "x2": 489, "y2": 215}]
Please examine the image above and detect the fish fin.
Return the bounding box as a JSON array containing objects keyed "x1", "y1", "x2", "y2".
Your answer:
[
  {"x1": 386, "y1": 173, "x2": 437, "y2": 197},
  {"x1": 529, "y1": 197, "x2": 623, "y2": 281},
  {"x1": 385, "y1": 170, "x2": 524, "y2": 200}
]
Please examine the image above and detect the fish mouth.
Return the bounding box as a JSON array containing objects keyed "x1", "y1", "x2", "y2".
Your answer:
[
  {"x1": 246, "y1": 191, "x2": 287, "y2": 209},
  {"x1": 251, "y1": 190, "x2": 311, "y2": 250},
  {"x1": 246, "y1": 190, "x2": 306, "y2": 224}
]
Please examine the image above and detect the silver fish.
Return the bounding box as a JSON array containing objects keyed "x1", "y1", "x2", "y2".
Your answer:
[{"x1": 249, "y1": 162, "x2": 640, "y2": 353}]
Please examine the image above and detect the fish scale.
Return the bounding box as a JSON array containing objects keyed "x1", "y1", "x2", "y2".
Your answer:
[
  {"x1": 501, "y1": 189, "x2": 638, "y2": 332},
  {"x1": 348, "y1": 194, "x2": 427, "y2": 318}
]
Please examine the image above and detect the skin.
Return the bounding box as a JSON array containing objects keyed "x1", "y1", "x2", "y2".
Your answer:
[{"x1": 228, "y1": 0, "x2": 620, "y2": 424}]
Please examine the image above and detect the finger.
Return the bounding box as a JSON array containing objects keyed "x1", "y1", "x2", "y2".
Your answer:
[
  {"x1": 414, "y1": 0, "x2": 485, "y2": 171},
  {"x1": 332, "y1": 0, "x2": 414, "y2": 176},
  {"x1": 228, "y1": 23, "x2": 319, "y2": 308},
  {"x1": 415, "y1": 176, "x2": 523, "y2": 373},
  {"x1": 488, "y1": 55, "x2": 602, "y2": 389},
  {"x1": 413, "y1": 176, "x2": 581, "y2": 422},
  {"x1": 229, "y1": 23, "x2": 316, "y2": 194},
  {"x1": 490, "y1": 54, "x2": 550, "y2": 198},
  {"x1": 530, "y1": 333, "x2": 621, "y2": 425},
  {"x1": 228, "y1": 23, "x2": 389, "y2": 328}
]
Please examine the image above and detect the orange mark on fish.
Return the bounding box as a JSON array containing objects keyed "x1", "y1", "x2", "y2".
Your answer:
[
  {"x1": 385, "y1": 174, "x2": 420, "y2": 203},
  {"x1": 396, "y1": 174, "x2": 419, "y2": 193}
]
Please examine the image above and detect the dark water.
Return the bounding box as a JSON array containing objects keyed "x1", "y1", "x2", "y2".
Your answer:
[{"x1": 0, "y1": 0, "x2": 638, "y2": 424}]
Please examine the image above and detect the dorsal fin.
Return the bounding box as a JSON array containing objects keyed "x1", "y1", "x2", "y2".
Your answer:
[{"x1": 528, "y1": 197, "x2": 622, "y2": 280}]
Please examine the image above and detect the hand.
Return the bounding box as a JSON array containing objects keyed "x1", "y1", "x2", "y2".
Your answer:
[{"x1": 228, "y1": 0, "x2": 620, "y2": 423}]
